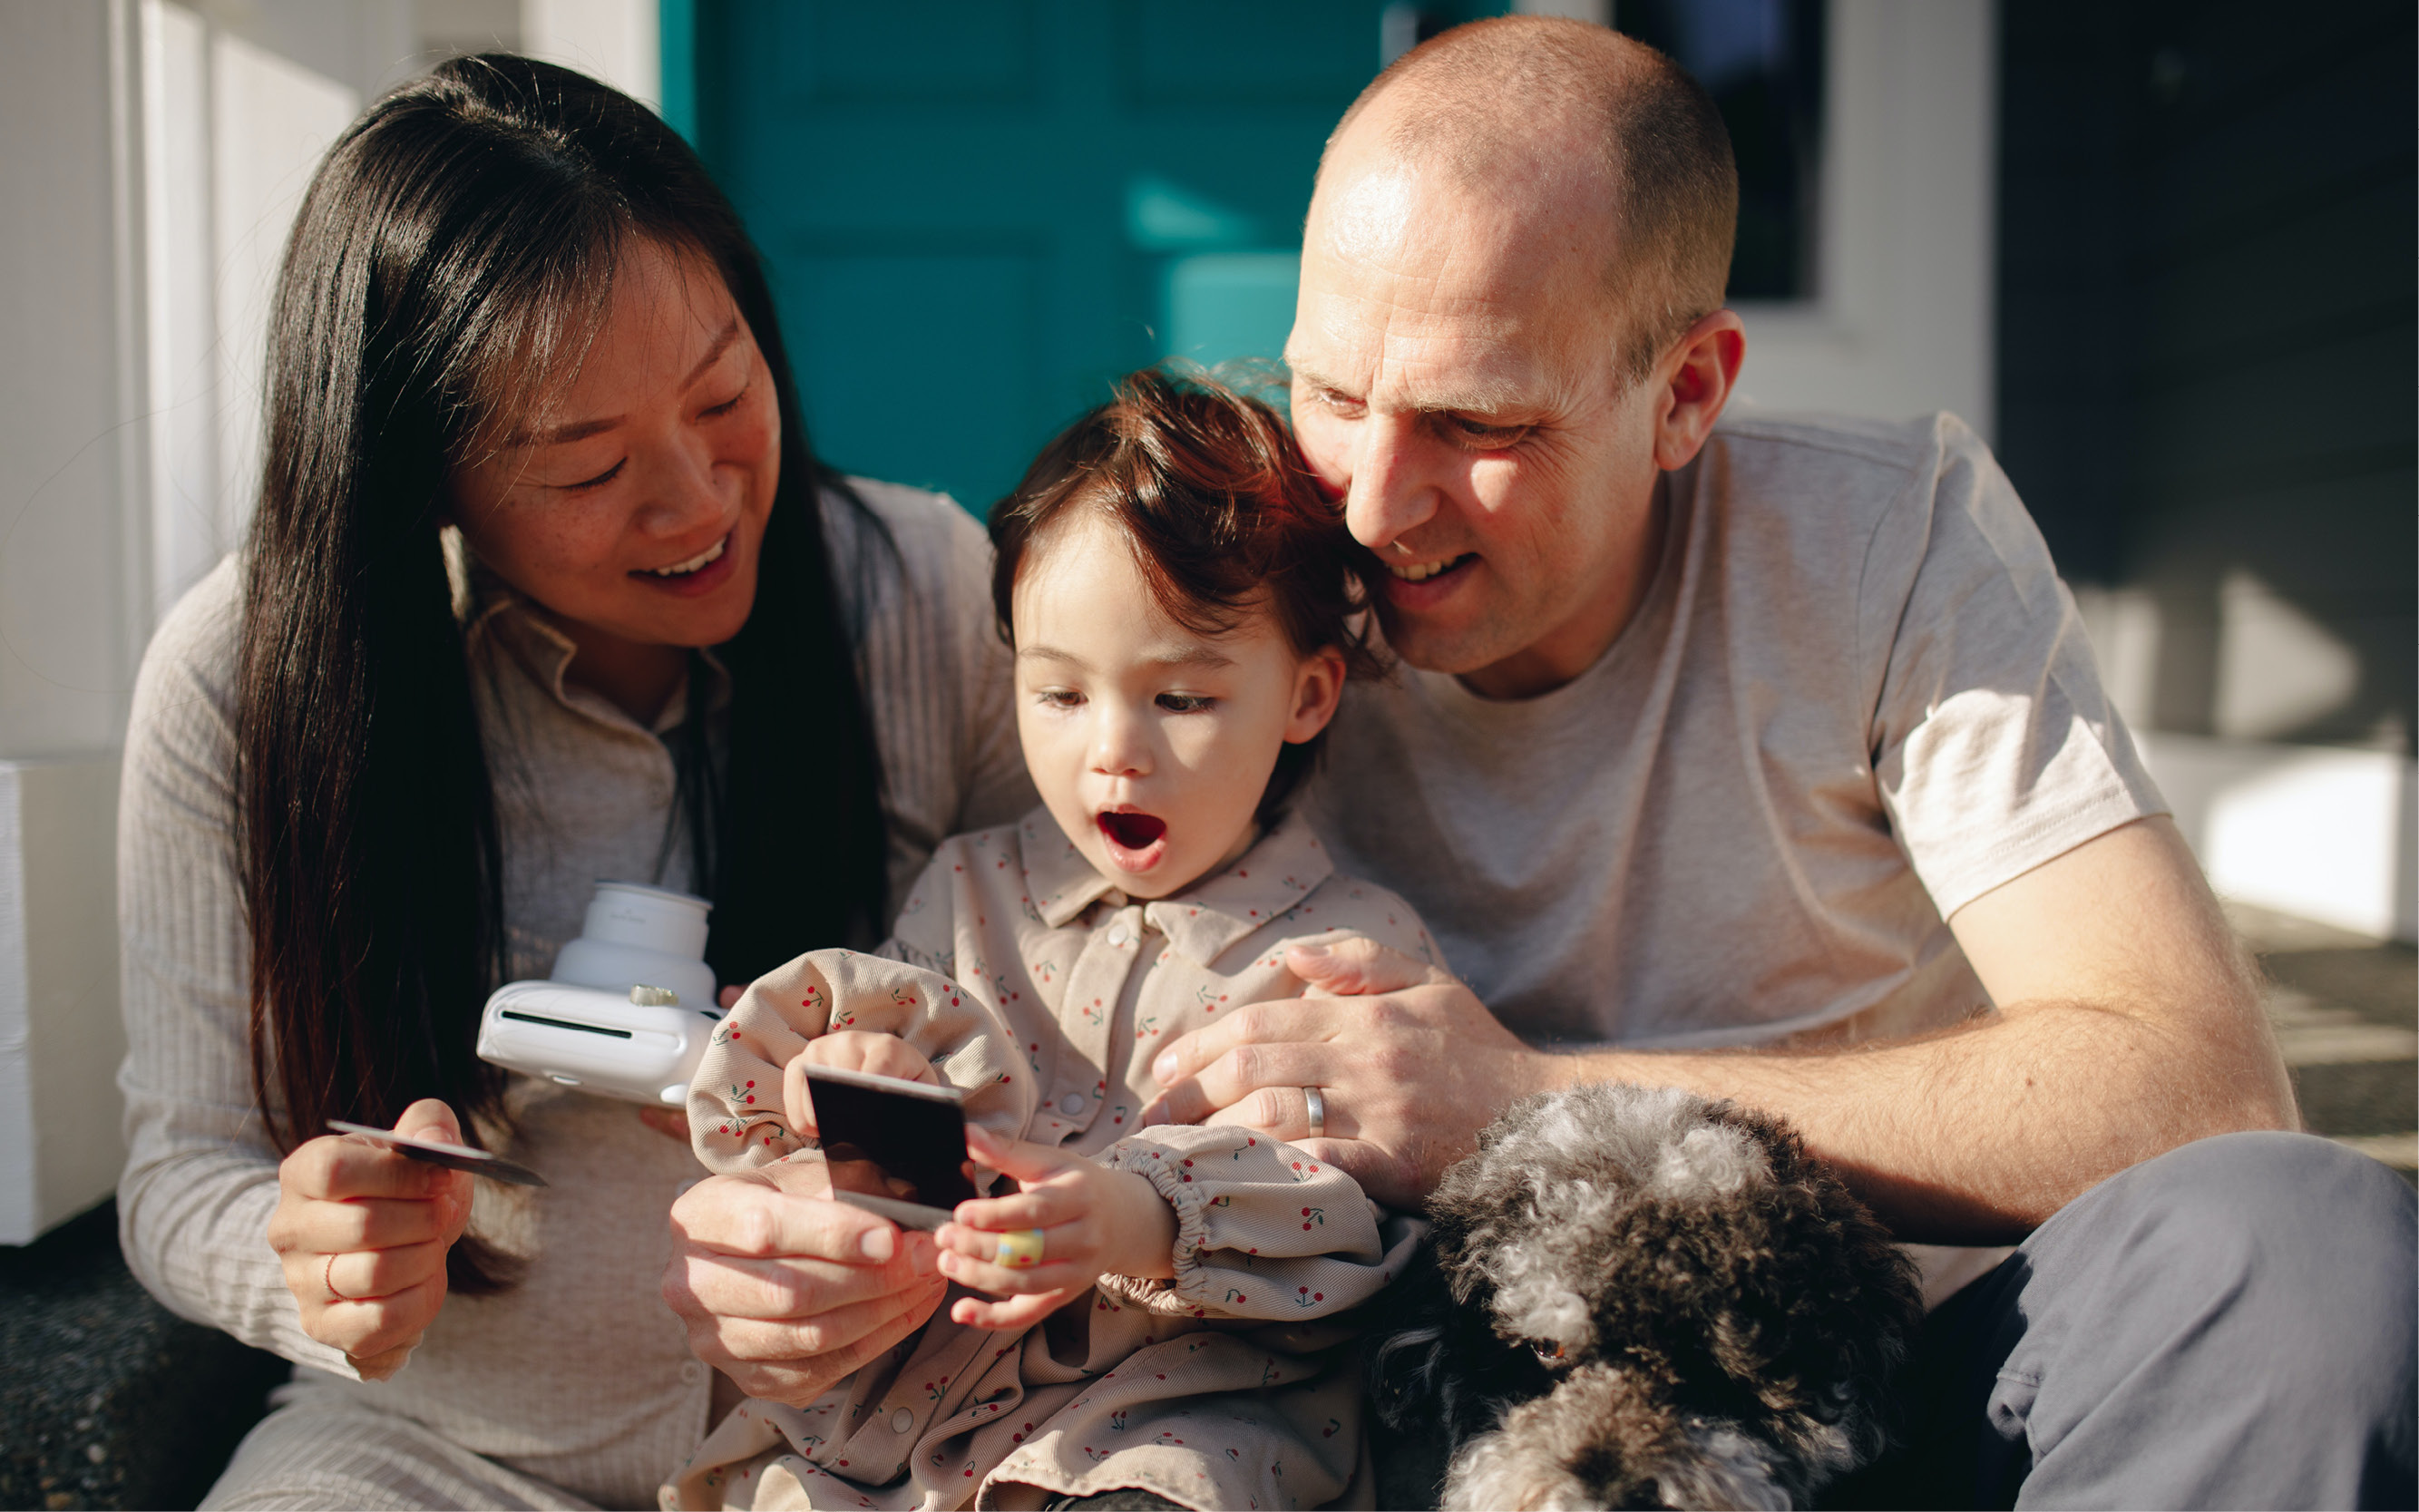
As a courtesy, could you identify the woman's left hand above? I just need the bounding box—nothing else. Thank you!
[932,1126,1176,1331]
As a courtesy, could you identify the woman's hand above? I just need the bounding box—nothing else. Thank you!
[265,1098,475,1380]
[662,1160,949,1408]
[932,1126,1177,1332]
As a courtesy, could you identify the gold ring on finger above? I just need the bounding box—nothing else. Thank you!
[994,1228,1046,1268]
[326,1253,359,1303]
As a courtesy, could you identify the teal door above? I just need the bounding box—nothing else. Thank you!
[693,2,1494,515]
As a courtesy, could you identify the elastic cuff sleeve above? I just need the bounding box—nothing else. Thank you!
[1093,1125,1394,1320]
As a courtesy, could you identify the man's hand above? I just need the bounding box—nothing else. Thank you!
[662,1159,949,1408]
[1139,940,1558,1206]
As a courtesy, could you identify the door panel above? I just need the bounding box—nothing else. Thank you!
[781,246,1049,513]
[697,0,1485,513]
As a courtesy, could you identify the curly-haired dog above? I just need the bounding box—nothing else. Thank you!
[1370,1083,1924,1510]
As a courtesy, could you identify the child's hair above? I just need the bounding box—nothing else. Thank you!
[990,366,1387,824]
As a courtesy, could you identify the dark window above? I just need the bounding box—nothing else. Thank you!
[1616,0,1825,301]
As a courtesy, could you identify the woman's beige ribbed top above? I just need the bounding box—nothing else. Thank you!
[114,482,1036,1509]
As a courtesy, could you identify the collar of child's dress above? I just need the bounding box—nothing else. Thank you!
[1016,805,1338,964]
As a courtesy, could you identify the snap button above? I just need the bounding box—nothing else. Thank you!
[1107,924,1132,947]
[890,1407,915,1433]
[1059,1093,1085,1116]
[678,1361,704,1384]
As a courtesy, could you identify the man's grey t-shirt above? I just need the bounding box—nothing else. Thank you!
[1306,411,2166,1049]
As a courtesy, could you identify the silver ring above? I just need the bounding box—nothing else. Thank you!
[1302,1086,1326,1140]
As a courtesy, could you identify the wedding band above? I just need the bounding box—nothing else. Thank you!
[326,1253,356,1303]
[995,1228,1046,1269]
[1303,1086,1326,1140]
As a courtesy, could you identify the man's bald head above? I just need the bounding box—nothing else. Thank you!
[1320,16,1737,384]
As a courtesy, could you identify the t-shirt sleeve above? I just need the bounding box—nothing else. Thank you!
[1864,416,2168,919]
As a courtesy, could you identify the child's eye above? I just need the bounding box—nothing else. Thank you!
[700,384,748,418]
[1035,688,1083,709]
[1156,693,1214,714]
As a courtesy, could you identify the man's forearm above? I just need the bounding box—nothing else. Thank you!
[1546,994,2296,1244]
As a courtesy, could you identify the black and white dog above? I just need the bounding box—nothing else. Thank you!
[1370,1083,1924,1510]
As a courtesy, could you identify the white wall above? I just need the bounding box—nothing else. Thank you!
[0,761,128,1243]
[1,3,148,764]
[2079,583,2418,944]
[1731,0,1997,438]
[182,0,418,105]
[141,3,361,623]
[0,0,356,1242]
[0,5,149,1240]
[521,0,658,108]
[2137,734,2417,945]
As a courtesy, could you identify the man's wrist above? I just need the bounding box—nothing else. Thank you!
[1521,1043,1638,1101]
[1520,1043,1584,1097]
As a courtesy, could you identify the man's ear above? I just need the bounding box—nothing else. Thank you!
[1283,646,1349,744]
[1651,308,1746,472]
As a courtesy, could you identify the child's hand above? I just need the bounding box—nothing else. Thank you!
[933,1125,1178,1331]
[783,1031,939,1140]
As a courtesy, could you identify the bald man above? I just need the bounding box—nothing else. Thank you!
[1139,17,2415,1507]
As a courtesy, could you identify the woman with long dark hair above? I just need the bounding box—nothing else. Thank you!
[117,57,1029,1507]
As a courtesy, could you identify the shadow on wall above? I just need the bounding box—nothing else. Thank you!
[1998,0,2416,762]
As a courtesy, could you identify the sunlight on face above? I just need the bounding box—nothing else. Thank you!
[447,239,779,665]
[1284,127,1665,697]
[1010,510,1344,900]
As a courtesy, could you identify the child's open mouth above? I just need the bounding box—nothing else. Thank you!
[1097,810,1169,870]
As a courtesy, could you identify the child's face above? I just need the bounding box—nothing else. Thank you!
[1011,509,1345,899]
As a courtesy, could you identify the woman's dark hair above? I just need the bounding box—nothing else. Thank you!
[988,366,1385,823]
[236,55,889,1291]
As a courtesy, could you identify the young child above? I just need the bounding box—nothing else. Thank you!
[668,369,1447,1512]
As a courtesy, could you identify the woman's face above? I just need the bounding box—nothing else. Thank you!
[449,239,779,659]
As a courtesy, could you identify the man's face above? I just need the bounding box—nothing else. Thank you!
[1285,143,1666,696]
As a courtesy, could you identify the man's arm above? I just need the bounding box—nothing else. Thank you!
[1140,815,2297,1243]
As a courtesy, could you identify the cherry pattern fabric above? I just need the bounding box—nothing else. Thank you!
[672,808,1439,1510]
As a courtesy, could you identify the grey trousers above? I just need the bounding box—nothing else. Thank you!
[1833,1132,2418,1510]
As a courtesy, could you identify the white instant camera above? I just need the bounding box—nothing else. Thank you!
[475,882,722,1106]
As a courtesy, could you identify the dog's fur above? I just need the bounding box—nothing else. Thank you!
[1369,1084,1924,1510]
